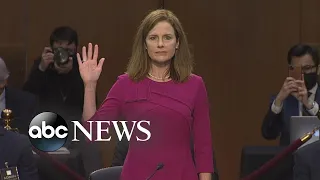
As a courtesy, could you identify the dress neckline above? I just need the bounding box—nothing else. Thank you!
[145,77,173,84]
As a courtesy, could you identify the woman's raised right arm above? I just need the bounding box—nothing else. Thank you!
[83,83,98,121]
[77,43,105,121]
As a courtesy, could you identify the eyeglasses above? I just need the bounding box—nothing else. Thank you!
[288,65,317,73]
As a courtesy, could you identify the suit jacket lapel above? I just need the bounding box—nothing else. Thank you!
[4,87,19,117]
[5,87,13,110]
[315,87,320,105]
[0,128,6,167]
[0,127,4,136]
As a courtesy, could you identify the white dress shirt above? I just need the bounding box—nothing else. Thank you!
[271,83,319,115]
[0,88,5,113]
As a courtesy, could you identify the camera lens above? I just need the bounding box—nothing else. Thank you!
[53,48,69,66]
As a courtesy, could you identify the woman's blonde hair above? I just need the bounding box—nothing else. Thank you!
[126,9,193,83]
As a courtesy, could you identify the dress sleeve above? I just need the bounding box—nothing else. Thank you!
[192,77,214,173]
[83,75,126,141]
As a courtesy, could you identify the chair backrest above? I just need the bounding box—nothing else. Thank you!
[240,146,293,180]
[89,166,122,180]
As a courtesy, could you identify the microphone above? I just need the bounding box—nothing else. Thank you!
[146,163,164,180]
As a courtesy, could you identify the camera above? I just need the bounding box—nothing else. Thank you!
[53,47,72,67]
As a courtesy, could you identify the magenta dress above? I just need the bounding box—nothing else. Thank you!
[88,73,213,180]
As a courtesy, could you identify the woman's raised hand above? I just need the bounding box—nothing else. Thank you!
[77,43,105,86]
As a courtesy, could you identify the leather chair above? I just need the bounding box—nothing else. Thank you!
[89,166,122,180]
[240,146,293,180]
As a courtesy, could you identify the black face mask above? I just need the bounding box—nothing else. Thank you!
[304,72,318,90]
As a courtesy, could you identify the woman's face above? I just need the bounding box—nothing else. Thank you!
[145,21,179,64]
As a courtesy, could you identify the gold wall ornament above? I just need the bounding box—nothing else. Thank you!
[1,109,19,132]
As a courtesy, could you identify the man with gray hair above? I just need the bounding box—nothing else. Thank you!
[0,57,10,112]
[0,58,39,180]
[0,57,38,135]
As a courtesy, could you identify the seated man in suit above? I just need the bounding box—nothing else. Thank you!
[0,57,38,135]
[0,126,39,180]
[293,140,320,180]
[111,138,220,180]
[262,44,320,145]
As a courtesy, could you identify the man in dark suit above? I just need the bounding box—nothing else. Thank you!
[0,127,39,180]
[5,87,38,135]
[0,57,38,135]
[262,44,320,145]
[111,139,220,180]
[293,140,320,180]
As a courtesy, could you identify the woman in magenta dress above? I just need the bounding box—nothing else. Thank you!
[77,9,213,180]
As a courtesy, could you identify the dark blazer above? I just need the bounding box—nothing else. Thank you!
[293,140,320,180]
[261,88,320,145]
[0,127,39,180]
[111,139,219,180]
[5,87,38,135]
[22,58,84,114]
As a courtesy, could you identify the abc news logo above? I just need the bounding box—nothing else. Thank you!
[28,112,151,152]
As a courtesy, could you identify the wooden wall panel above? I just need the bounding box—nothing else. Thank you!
[300,0,320,43]
[0,0,27,88]
[164,1,300,180]
[0,0,26,44]
[3,0,319,179]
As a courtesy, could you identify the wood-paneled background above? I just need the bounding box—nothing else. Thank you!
[2,0,320,179]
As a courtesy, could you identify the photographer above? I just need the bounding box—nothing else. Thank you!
[23,26,84,123]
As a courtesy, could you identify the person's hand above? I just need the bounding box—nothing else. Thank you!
[77,43,105,86]
[295,74,312,109]
[54,57,73,74]
[39,47,54,71]
[275,77,298,106]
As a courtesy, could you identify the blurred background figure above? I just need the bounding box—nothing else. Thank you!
[262,44,320,145]
[23,26,84,121]
[293,140,320,180]
[23,26,85,146]
[0,57,37,135]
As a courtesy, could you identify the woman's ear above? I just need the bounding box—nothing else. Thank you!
[176,39,180,49]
